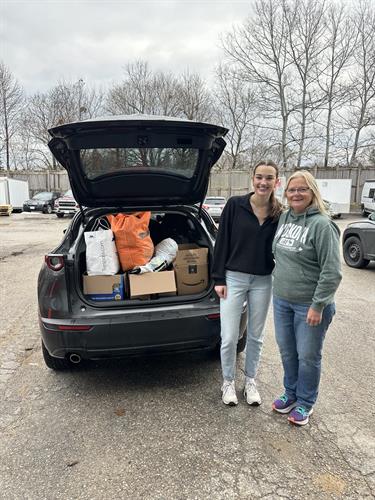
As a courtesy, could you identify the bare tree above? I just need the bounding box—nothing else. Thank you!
[0,62,24,170]
[318,3,356,168]
[107,61,212,121]
[283,0,327,168]
[27,80,104,169]
[107,61,182,116]
[213,64,264,169]
[346,0,375,167]
[177,72,213,121]
[222,0,294,170]
[107,61,154,115]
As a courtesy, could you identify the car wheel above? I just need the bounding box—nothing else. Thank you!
[46,204,53,214]
[56,213,64,218]
[42,341,70,370]
[237,331,247,353]
[361,208,368,217]
[343,236,370,268]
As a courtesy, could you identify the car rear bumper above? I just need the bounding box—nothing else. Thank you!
[39,314,225,360]
[23,206,44,212]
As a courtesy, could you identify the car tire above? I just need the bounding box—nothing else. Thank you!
[237,331,247,353]
[361,208,368,217]
[46,204,53,214]
[56,213,64,218]
[42,341,70,370]
[343,236,370,268]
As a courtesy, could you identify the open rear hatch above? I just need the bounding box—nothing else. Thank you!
[48,115,228,209]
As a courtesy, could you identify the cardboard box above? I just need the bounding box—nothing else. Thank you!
[128,270,176,299]
[173,244,208,295]
[83,274,124,301]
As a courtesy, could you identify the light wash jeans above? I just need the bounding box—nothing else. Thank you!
[273,296,336,410]
[220,270,272,381]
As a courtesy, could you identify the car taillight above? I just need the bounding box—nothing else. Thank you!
[57,325,92,331]
[45,254,65,271]
[206,313,220,320]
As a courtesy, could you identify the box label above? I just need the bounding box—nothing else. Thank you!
[83,274,124,301]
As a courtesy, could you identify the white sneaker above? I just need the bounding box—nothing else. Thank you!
[221,380,238,406]
[243,377,261,406]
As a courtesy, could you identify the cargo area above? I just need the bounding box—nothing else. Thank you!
[75,209,214,304]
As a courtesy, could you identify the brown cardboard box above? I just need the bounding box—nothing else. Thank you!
[128,270,176,299]
[83,274,124,301]
[173,244,208,295]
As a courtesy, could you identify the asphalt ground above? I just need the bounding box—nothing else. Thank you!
[0,212,374,500]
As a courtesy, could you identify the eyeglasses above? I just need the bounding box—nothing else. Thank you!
[286,187,310,194]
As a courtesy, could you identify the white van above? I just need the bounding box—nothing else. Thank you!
[361,179,375,216]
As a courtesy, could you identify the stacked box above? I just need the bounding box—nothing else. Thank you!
[173,244,208,295]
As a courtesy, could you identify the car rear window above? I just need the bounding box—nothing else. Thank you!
[33,192,52,200]
[80,147,199,180]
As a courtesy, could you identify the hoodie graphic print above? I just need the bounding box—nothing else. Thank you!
[272,207,342,312]
[275,220,309,252]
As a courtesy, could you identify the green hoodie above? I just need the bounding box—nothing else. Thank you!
[272,206,342,312]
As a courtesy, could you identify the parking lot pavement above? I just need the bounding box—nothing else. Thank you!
[0,213,374,499]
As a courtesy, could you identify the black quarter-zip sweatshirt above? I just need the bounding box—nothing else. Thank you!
[212,193,280,285]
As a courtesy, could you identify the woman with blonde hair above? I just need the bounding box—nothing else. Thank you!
[271,170,342,426]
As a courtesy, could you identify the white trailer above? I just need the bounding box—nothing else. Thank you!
[0,177,30,215]
[316,179,352,215]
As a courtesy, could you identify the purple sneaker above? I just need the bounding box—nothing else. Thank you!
[272,394,297,414]
[288,406,314,426]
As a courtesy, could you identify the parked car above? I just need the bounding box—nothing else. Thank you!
[23,191,60,214]
[38,115,247,370]
[54,189,80,218]
[360,179,375,216]
[324,199,341,219]
[203,196,227,222]
[342,212,375,268]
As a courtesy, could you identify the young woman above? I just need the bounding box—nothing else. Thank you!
[213,161,283,406]
[272,170,342,426]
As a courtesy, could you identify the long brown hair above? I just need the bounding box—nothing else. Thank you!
[253,160,283,221]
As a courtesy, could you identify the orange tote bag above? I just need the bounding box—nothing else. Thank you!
[107,212,154,271]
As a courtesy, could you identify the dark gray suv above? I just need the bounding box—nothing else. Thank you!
[38,115,247,370]
[342,212,375,268]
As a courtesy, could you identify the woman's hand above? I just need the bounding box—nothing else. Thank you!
[215,285,227,299]
[306,307,322,326]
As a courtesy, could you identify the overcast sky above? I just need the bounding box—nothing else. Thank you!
[1,0,252,95]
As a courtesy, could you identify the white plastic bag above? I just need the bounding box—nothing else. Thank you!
[85,227,120,276]
[129,238,178,274]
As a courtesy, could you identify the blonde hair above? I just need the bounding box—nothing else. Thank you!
[284,170,328,215]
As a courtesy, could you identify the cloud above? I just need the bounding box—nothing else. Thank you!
[1,0,250,94]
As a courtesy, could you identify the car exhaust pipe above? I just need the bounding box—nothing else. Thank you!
[69,353,82,364]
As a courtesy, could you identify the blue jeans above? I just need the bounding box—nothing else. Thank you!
[273,296,336,410]
[220,270,272,381]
